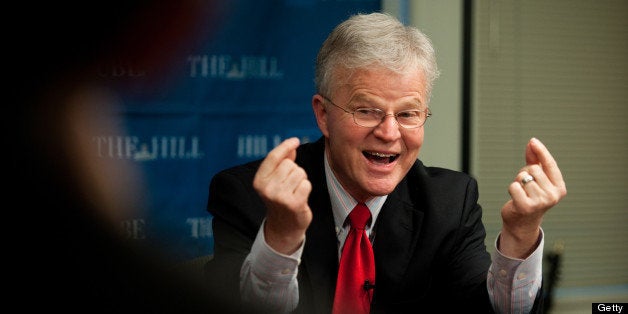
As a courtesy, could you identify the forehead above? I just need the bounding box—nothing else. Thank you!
[332,66,427,104]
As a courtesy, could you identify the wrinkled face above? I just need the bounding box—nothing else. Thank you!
[312,66,428,202]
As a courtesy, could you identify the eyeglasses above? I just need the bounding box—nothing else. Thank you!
[321,96,431,129]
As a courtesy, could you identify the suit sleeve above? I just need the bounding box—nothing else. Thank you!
[440,176,496,311]
[444,176,544,313]
[202,164,264,312]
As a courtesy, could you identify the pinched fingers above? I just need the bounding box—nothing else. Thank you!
[509,164,565,215]
[510,138,567,210]
[526,138,566,192]
[260,159,311,204]
[256,137,300,180]
[252,137,312,231]
[253,138,312,210]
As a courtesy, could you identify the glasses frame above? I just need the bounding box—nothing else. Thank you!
[321,95,431,129]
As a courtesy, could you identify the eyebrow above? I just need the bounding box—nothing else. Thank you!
[350,94,424,109]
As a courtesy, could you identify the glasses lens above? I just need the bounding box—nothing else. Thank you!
[352,107,429,128]
[397,111,423,128]
[353,108,383,127]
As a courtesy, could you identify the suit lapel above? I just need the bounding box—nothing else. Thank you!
[297,138,339,312]
[372,172,425,299]
[302,192,338,312]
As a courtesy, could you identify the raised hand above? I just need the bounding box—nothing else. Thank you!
[253,137,313,254]
[499,137,567,258]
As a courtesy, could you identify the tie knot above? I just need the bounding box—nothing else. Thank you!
[349,203,371,229]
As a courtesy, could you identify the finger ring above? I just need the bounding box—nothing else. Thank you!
[521,174,535,185]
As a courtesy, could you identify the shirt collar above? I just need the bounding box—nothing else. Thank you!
[323,152,386,231]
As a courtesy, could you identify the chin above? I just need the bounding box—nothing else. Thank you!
[363,181,398,198]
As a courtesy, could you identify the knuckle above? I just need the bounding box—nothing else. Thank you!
[550,192,562,205]
[265,150,281,164]
[279,158,296,169]
[294,167,307,180]
[528,164,542,174]
[298,180,312,195]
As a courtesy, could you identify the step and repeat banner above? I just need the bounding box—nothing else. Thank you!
[99,0,381,262]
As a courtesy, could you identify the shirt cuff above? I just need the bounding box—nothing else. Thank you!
[488,228,544,313]
[241,220,303,312]
[248,219,304,282]
[492,228,544,287]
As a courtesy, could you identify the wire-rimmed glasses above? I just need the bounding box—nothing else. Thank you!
[321,96,431,129]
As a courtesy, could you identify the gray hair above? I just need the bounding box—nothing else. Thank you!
[315,12,440,101]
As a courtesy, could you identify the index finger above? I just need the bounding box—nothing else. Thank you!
[526,137,563,184]
[256,137,300,179]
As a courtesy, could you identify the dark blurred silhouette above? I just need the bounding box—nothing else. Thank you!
[12,2,235,312]
[543,241,565,313]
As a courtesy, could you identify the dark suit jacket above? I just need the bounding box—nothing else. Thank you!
[204,137,542,313]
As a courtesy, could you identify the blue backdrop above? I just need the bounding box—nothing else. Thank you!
[100,0,381,262]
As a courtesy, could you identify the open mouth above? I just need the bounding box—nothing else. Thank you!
[363,151,399,164]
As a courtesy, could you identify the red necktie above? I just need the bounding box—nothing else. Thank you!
[332,203,375,314]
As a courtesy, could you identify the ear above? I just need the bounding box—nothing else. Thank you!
[312,94,330,137]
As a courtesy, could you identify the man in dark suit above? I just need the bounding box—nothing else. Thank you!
[204,12,566,313]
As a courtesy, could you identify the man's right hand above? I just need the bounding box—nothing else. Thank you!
[253,137,313,255]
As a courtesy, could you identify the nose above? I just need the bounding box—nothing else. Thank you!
[372,114,401,141]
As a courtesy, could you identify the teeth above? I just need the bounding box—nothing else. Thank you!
[369,152,396,158]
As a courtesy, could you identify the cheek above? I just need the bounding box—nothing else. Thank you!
[405,129,424,154]
[329,117,363,142]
